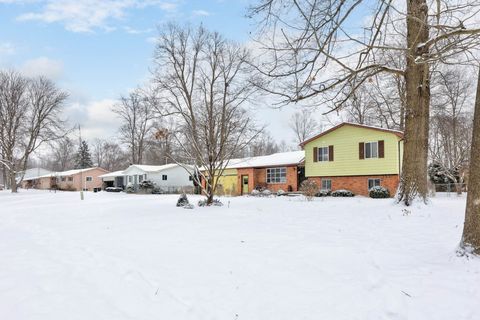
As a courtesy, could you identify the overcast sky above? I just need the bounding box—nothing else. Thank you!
[0,0,328,147]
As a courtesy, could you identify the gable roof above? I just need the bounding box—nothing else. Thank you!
[224,151,305,169]
[123,163,193,174]
[98,170,125,179]
[23,167,108,181]
[299,122,404,147]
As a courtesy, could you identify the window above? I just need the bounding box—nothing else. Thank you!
[321,179,332,191]
[86,176,93,182]
[162,175,168,181]
[68,177,73,182]
[365,142,378,159]
[266,167,287,184]
[138,174,144,183]
[128,176,132,183]
[317,147,329,162]
[189,176,193,181]
[368,178,381,190]
[61,177,66,182]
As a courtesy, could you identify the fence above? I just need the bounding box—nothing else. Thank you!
[431,183,467,196]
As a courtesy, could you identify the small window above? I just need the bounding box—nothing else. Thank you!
[61,177,66,182]
[368,178,381,190]
[86,176,93,182]
[68,177,73,182]
[317,147,329,162]
[266,167,286,183]
[162,175,168,181]
[128,176,132,183]
[321,179,332,191]
[365,142,378,159]
[189,176,193,181]
[139,174,144,183]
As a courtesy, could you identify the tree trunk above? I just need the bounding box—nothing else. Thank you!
[9,170,17,193]
[460,68,480,255]
[397,0,430,205]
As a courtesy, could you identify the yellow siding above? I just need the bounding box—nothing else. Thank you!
[203,168,238,195]
[304,125,403,177]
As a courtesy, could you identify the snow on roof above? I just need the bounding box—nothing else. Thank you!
[23,167,105,181]
[124,163,193,173]
[224,151,305,169]
[98,170,125,178]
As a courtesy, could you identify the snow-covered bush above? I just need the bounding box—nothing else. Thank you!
[300,180,319,201]
[152,187,163,194]
[125,183,135,193]
[277,189,285,196]
[315,190,331,197]
[251,189,260,196]
[331,189,355,197]
[176,193,190,207]
[139,180,154,189]
[198,199,223,207]
[369,186,390,198]
[262,189,272,196]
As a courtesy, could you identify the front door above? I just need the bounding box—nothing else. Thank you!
[242,175,249,194]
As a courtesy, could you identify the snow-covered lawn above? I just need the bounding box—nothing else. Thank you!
[0,190,478,320]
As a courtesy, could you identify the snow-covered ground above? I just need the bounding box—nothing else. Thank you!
[0,190,478,320]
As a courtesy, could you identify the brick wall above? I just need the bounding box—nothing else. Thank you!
[308,174,399,197]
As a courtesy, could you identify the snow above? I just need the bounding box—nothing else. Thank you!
[0,190,478,319]
[23,167,103,181]
[124,163,192,173]
[98,170,125,179]
[225,151,305,169]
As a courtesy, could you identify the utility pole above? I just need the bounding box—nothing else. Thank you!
[78,125,84,201]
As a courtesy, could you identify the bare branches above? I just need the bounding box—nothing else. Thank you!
[152,24,262,204]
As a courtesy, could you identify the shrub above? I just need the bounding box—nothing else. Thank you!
[369,186,390,198]
[176,193,190,207]
[251,189,260,196]
[300,180,319,201]
[139,180,155,189]
[262,189,272,196]
[198,198,223,207]
[331,189,355,197]
[125,183,135,193]
[277,189,285,196]
[152,186,163,194]
[315,190,331,197]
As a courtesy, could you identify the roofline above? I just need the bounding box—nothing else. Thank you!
[231,161,305,170]
[299,122,404,147]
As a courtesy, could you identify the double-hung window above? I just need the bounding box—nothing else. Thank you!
[321,179,332,191]
[365,142,379,159]
[266,167,286,183]
[85,176,93,182]
[368,178,381,190]
[162,175,168,181]
[317,147,329,162]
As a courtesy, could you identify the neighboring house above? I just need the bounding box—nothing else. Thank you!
[300,122,404,197]
[99,170,126,189]
[121,164,194,193]
[202,151,306,195]
[22,167,109,191]
[17,168,52,185]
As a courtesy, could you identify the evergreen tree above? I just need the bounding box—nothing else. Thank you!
[75,140,93,169]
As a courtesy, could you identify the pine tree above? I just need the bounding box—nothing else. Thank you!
[75,140,93,169]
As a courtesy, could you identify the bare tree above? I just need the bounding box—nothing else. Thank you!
[91,138,129,171]
[52,136,75,171]
[429,67,475,193]
[113,89,156,164]
[153,24,262,204]
[250,0,480,205]
[460,67,480,256]
[289,109,319,146]
[0,71,68,192]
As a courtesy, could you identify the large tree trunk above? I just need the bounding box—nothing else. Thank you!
[9,170,17,193]
[460,68,480,255]
[397,0,430,205]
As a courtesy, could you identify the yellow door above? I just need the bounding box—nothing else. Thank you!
[242,175,249,194]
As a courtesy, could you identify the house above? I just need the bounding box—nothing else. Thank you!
[300,122,404,196]
[17,168,53,186]
[22,167,109,191]
[202,151,306,195]
[119,164,194,193]
[98,170,126,189]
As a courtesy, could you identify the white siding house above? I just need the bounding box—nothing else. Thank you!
[105,164,194,193]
